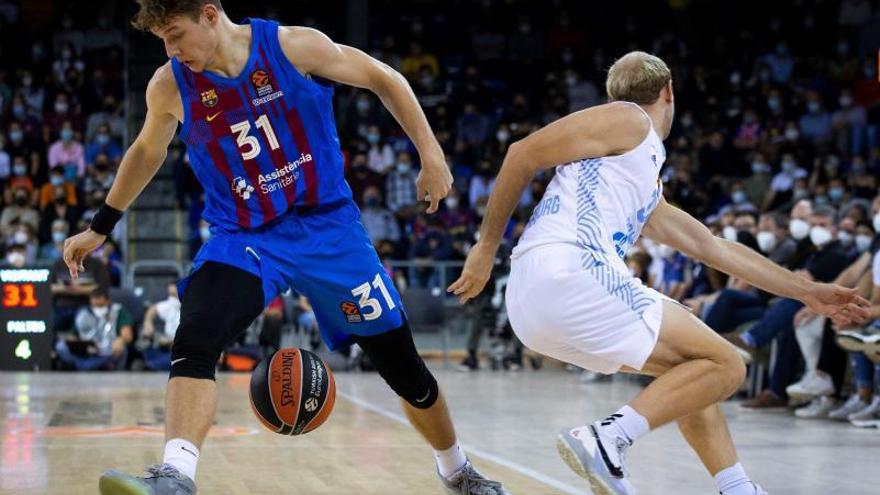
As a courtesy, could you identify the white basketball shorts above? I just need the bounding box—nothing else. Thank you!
[506,243,663,374]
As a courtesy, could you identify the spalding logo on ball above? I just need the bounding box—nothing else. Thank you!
[249,348,336,435]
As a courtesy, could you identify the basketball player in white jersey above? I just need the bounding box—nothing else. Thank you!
[448,51,870,495]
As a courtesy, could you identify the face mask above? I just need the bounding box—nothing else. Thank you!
[366,133,380,144]
[356,100,370,112]
[722,226,738,242]
[420,75,434,87]
[5,252,25,266]
[55,102,69,114]
[767,97,781,111]
[784,128,799,141]
[12,105,25,118]
[364,196,379,208]
[809,226,833,247]
[793,188,808,200]
[22,77,32,87]
[96,133,110,146]
[476,206,487,217]
[855,234,873,253]
[756,231,777,253]
[13,231,29,244]
[873,212,880,234]
[13,164,26,176]
[837,231,853,246]
[751,162,767,174]
[445,197,459,209]
[829,187,844,201]
[14,195,27,206]
[60,129,74,141]
[731,191,747,204]
[839,96,853,107]
[781,160,796,173]
[657,244,675,258]
[50,176,64,186]
[814,195,829,206]
[496,130,510,142]
[852,163,866,174]
[199,226,211,241]
[92,306,109,318]
[807,101,820,113]
[52,231,67,244]
[681,115,693,127]
[396,162,410,173]
[9,130,23,143]
[790,218,810,240]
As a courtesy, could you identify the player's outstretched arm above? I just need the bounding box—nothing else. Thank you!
[448,102,649,303]
[643,197,871,326]
[279,27,450,212]
[63,64,179,280]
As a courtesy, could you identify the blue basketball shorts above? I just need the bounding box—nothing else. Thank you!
[179,200,404,350]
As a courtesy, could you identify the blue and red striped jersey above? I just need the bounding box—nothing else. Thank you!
[170,18,352,230]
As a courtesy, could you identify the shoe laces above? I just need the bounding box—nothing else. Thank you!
[455,464,505,495]
[145,464,180,479]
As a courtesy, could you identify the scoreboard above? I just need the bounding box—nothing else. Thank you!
[0,268,53,370]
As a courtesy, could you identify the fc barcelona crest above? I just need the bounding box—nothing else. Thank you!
[200,88,218,108]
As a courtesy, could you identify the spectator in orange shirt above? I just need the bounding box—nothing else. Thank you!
[38,167,78,209]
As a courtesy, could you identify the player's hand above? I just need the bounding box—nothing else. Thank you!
[447,241,496,304]
[800,282,871,328]
[63,229,106,281]
[416,154,453,214]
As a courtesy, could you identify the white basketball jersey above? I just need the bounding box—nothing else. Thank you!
[512,104,667,275]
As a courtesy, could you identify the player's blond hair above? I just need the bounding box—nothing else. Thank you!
[606,51,671,105]
[131,0,223,31]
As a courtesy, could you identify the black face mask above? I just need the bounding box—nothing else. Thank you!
[14,196,28,206]
[54,197,67,206]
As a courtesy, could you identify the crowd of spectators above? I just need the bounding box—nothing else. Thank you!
[1,0,879,426]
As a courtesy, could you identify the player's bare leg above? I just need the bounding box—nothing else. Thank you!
[401,390,457,450]
[558,301,767,495]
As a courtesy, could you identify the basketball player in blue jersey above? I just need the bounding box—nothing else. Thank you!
[450,52,870,495]
[63,2,509,494]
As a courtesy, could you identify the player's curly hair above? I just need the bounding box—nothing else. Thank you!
[606,51,671,105]
[131,0,224,31]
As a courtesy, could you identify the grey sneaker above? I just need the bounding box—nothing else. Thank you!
[439,460,509,495]
[556,424,638,495]
[99,463,196,495]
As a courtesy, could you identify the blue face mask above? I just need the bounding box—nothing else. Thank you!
[366,133,380,144]
[50,176,64,186]
[829,187,844,201]
[732,191,747,204]
[96,133,110,145]
[60,128,74,141]
[12,105,25,118]
[9,130,23,143]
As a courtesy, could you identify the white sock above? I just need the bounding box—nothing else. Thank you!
[599,405,650,445]
[434,442,467,478]
[163,438,200,481]
[715,463,754,494]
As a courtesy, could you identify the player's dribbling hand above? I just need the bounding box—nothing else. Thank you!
[447,241,495,304]
[415,155,453,214]
[63,229,107,281]
[801,282,872,328]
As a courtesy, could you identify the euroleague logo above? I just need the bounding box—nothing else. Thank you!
[340,301,364,323]
[250,68,284,106]
[232,176,254,200]
[304,396,319,412]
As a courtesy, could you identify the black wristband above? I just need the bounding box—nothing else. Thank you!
[89,203,124,236]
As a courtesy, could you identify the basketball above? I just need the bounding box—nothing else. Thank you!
[249,348,336,435]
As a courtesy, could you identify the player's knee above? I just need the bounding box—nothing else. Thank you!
[715,348,747,397]
[169,316,226,381]
[377,354,439,409]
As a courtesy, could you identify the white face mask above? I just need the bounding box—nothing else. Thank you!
[657,244,675,259]
[874,213,880,234]
[722,226,738,242]
[13,231,29,245]
[5,252,25,266]
[855,234,872,253]
[756,231,777,253]
[837,231,853,246]
[789,218,810,240]
[809,226,833,248]
[92,306,109,318]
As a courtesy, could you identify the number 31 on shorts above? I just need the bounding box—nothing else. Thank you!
[350,273,396,321]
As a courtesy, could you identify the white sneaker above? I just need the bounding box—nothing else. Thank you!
[848,396,880,422]
[785,371,834,399]
[828,395,869,421]
[794,396,837,419]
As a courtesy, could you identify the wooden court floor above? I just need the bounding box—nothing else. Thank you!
[1,368,876,494]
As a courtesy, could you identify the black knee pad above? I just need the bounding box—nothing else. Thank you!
[169,316,226,380]
[169,262,265,381]
[354,322,439,409]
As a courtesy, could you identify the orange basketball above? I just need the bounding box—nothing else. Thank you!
[249,348,336,435]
